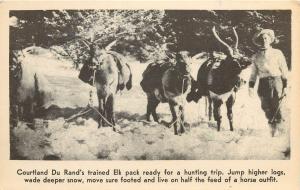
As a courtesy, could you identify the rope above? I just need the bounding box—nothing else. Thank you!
[63,105,115,128]
[64,67,114,128]
[85,68,115,128]
[63,69,96,124]
[181,77,191,131]
[92,69,96,86]
[168,109,183,128]
[90,106,115,127]
[87,69,97,106]
[64,108,92,123]
[181,77,187,105]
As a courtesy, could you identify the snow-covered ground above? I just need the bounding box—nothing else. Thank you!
[12,48,290,160]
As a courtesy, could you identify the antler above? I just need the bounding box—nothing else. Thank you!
[232,27,238,49]
[95,30,133,48]
[212,26,233,56]
[104,40,117,51]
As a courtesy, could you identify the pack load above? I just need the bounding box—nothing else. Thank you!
[140,61,173,93]
[78,60,95,86]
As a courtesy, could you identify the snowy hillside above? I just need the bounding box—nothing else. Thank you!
[11,48,290,160]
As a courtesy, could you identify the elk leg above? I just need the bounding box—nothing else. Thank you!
[208,97,213,121]
[169,102,178,135]
[213,99,222,131]
[146,94,152,122]
[151,98,160,123]
[106,95,116,131]
[102,97,107,126]
[146,94,160,122]
[226,94,235,131]
[179,105,185,134]
[97,96,104,128]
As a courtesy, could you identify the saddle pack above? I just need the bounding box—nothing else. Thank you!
[140,61,174,93]
[78,60,94,86]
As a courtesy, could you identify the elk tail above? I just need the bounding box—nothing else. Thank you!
[126,63,132,90]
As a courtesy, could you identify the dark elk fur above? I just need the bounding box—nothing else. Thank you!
[187,26,251,131]
[79,39,132,131]
[141,52,192,135]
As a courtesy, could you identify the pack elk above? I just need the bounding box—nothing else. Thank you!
[140,51,192,135]
[186,26,252,131]
[80,39,132,131]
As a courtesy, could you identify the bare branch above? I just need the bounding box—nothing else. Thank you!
[80,39,91,49]
[94,31,133,44]
[93,38,103,44]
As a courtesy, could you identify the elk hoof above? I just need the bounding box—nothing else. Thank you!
[186,91,201,103]
[117,83,125,91]
[180,128,185,134]
[186,93,193,102]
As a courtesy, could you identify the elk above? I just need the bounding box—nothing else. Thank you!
[186,26,251,131]
[79,39,132,131]
[140,51,192,135]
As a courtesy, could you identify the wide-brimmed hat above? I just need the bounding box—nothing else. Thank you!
[252,29,276,47]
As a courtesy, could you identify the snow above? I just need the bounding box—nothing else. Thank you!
[12,47,290,160]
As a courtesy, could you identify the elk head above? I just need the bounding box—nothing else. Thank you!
[212,26,251,71]
[175,51,193,76]
[80,38,117,66]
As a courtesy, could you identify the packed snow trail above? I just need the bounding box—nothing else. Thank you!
[12,48,290,160]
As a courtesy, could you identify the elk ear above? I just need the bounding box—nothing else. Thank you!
[191,52,206,60]
[105,40,117,51]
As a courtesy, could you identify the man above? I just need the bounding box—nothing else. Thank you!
[249,29,288,136]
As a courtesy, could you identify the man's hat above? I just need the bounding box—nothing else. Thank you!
[252,29,276,47]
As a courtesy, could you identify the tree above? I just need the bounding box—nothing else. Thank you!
[164,10,291,68]
[10,10,291,68]
[10,10,167,65]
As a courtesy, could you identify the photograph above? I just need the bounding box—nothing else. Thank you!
[9,9,291,160]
